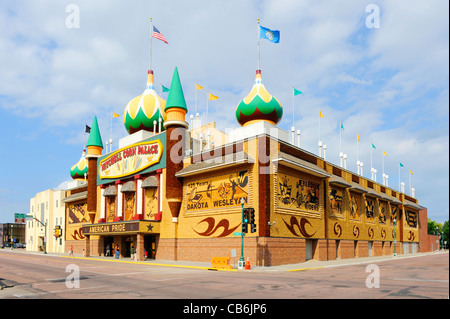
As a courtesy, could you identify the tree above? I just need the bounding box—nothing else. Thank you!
[428,219,441,234]
[443,221,449,249]
[428,218,449,250]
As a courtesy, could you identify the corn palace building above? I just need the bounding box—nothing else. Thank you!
[63,59,425,266]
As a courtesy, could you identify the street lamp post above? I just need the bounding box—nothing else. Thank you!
[393,218,397,258]
[239,198,245,269]
[436,226,439,253]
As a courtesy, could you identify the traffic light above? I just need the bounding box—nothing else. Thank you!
[54,226,62,238]
[249,208,257,233]
[242,208,249,233]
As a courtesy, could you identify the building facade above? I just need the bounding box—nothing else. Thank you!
[27,188,66,253]
[0,223,25,247]
[62,61,426,266]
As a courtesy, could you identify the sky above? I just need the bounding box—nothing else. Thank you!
[0,0,448,224]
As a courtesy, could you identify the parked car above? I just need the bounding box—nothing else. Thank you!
[16,243,26,249]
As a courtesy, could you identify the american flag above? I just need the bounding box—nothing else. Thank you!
[152,26,168,44]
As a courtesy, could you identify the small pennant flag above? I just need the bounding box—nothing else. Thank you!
[293,88,303,96]
[400,162,404,167]
[196,83,204,90]
[208,93,219,101]
[357,133,360,143]
[152,26,168,44]
[162,85,169,92]
[372,143,376,149]
[410,170,413,175]
[85,125,91,133]
[319,110,324,118]
[340,123,344,131]
[383,150,388,156]
[112,112,120,118]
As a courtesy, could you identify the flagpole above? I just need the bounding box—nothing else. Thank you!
[356,134,359,163]
[409,171,412,195]
[292,86,294,128]
[370,143,373,180]
[149,18,153,71]
[110,111,113,153]
[83,122,86,148]
[257,18,261,70]
[195,83,197,117]
[398,162,401,191]
[206,91,209,132]
[318,111,321,142]
[382,152,384,185]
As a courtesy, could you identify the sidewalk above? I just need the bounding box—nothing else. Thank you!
[1,248,447,272]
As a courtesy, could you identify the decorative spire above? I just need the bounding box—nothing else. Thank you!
[86,115,103,155]
[165,66,187,112]
[236,70,283,126]
[86,116,103,148]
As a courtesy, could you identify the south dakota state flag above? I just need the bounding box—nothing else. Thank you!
[260,25,280,43]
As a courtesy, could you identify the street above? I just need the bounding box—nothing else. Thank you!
[0,250,448,300]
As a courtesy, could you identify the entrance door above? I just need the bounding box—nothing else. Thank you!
[403,242,410,254]
[104,237,114,257]
[368,241,373,257]
[305,239,313,261]
[145,235,157,259]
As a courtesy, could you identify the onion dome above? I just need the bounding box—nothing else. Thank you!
[123,70,167,134]
[236,70,283,126]
[70,149,88,180]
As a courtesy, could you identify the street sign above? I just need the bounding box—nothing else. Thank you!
[14,213,26,224]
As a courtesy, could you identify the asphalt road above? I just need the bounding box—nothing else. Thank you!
[0,249,448,300]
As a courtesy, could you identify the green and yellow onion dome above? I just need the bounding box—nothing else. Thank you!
[236,70,283,126]
[70,149,88,180]
[123,70,167,134]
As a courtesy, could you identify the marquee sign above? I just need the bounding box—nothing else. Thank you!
[99,140,163,180]
[81,221,160,235]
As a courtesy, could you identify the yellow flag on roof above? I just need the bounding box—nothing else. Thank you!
[208,93,219,100]
[319,110,324,118]
[196,83,204,90]
[113,112,120,118]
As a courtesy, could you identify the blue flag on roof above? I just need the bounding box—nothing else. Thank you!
[260,25,280,43]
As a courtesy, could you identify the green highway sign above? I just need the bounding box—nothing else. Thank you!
[15,213,27,223]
